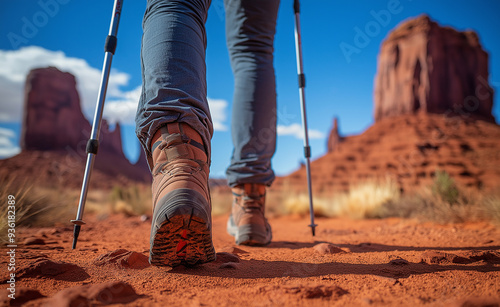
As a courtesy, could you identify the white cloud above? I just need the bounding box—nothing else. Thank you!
[103,86,142,125]
[0,46,133,124]
[277,123,325,140]
[0,127,20,158]
[0,46,230,130]
[208,97,228,131]
[0,127,15,138]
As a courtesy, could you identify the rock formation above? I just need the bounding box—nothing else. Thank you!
[21,67,130,158]
[374,15,494,122]
[100,120,127,158]
[1,66,151,188]
[275,113,500,195]
[21,67,91,150]
[275,15,500,195]
[327,117,343,152]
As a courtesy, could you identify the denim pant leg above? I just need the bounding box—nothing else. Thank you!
[224,0,280,187]
[135,0,213,167]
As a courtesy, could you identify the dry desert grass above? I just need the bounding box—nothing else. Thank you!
[0,179,78,243]
[277,171,500,225]
[2,171,499,235]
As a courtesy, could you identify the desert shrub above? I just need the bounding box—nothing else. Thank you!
[431,170,460,204]
[282,193,331,218]
[380,187,477,223]
[109,184,151,216]
[331,178,401,219]
[379,171,500,224]
[0,179,77,244]
[481,195,500,225]
[279,177,400,219]
[277,175,499,225]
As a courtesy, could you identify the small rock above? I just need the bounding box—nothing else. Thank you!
[140,214,150,222]
[420,251,447,264]
[23,238,46,245]
[94,249,150,269]
[120,251,150,269]
[342,247,352,253]
[420,251,471,264]
[94,249,129,265]
[17,259,89,281]
[461,250,500,264]
[389,258,409,265]
[219,262,240,269]
[215,252,240,264]
[304,286,331,299]
[313,243,346,255]
[450,255,473,264]
[0,287,45,306]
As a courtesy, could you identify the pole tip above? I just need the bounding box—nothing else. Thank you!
[309,223,318,236]
[72,224,81,249]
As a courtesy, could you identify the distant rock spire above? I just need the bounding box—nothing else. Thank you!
[327,117,343,152]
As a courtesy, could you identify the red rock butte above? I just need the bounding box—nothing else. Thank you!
[276,15,500,195]
[0,66,151,189]
[374,15,494,122]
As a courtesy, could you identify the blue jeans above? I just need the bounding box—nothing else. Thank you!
[136,0,280,187]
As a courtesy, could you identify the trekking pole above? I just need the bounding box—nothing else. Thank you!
[71,0,123,249]
[293,0,317,236]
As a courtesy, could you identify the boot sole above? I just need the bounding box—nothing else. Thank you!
[150,189,216,267]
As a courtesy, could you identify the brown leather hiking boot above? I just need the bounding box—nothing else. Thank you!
[149,123,215,267]
[227,183,272,246]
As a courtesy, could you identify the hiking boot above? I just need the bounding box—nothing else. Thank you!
[227,183,272,246]
[149,123,215,267]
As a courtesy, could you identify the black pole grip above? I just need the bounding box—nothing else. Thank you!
[304,145,311,158]
[294,0,300,13]
[86,139,99,155]
[298,73,306,88]
[105,35,117,54]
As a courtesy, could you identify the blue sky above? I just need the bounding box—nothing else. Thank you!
[1,0,499,178]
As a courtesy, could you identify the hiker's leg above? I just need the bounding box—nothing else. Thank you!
[136,0,213,167]
[136,0,215,267]
[224,0,280,187]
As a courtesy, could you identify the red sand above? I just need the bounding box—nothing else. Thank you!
[1,214,499,306]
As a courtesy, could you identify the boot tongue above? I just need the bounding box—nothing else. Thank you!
[244,183,266,198]
[240,184,266,211]
[151,123,208,166]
